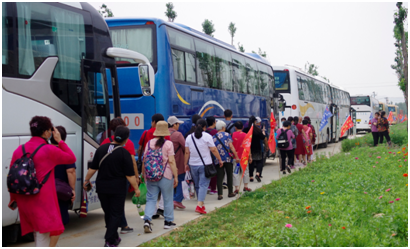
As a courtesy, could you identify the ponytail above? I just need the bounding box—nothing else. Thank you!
[155,137,165,148]
[194,119,207,139]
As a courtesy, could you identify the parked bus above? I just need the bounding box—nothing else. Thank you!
[2,2,154,242]
[350,95,379,132]
[105,17,278,145]
[379,102,388,113]
[273,65,351,147]
[388,104,398,124]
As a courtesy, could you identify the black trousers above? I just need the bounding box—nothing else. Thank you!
[280,150,293,171]
[288,149,295,166]
[372,132,379,146]
[249,159,263,178]
[379,131,391,144]
[98,192,126,244]
[217,162,233,195]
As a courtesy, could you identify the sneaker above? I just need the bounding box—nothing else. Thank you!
[202,205,206,211]
[286,166,291,173]
[152,214,160,219]
[120,226,134,234]
[234,189,239,194]
[223,182,228,189]
[209,190,218,195]
[250,178,254,182]
[218,195,223,200]
[104,242,117,247]
[156,208,164,217]
[260,175,263,178]
[114,238,121,246]
[228,193,236,198]
[164,221,176,229]
[282,171,286,175]
[195,205,207,214]
[143,220,153,233]
[255,175,261,182]
[243,187,252,192]
[173,201,186,209]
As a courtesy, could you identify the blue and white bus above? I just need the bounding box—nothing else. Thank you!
[2,3,153,242]
[272,65,351,147]
[105,17,278,145]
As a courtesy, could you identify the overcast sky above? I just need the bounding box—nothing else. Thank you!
[89,0,408,104]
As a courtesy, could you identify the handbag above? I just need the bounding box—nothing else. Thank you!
[55,178,73,201]
[137,131,147,174]
[191,134,217,178]
[132,176,147,205]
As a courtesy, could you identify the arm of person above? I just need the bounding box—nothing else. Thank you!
[131,156,139,184]
[210,147,223,167]
[229,142,240,162]
[66,167,76,202]
[126,175,140,197]
[184,147,190,172]
[50,128,76,165]
[168,155,178,188]
[83,169,97,190]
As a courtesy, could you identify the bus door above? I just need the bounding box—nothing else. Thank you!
[351,107,357,135]
[330,105,339,142]
[81,59,111,211]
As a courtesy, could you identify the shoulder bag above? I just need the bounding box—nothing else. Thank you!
[214,134,234,159]
[191,134,217,178]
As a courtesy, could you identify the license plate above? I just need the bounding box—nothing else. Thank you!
[357,119,361,122]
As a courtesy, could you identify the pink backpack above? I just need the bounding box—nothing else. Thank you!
[143,140,167,181]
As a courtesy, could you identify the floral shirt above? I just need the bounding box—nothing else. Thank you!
[213,132,233,163]
[377,117,389,132]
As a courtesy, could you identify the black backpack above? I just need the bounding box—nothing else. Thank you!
[7,144,50,195]
[277,129,290,149]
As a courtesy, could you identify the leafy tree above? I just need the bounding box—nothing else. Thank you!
[228,22,237,46]
[202,19,215,37]
[252,48,267,58]
[305,61,319,76]
[165,2,177,22]
[392,2,408,108]
[238,42,245,52]
[99,3,114,18]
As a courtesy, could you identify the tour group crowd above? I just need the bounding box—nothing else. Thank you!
[7,110,392,247]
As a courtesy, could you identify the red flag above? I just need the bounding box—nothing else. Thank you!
[240,125,253,178]
[268,112,276,153]
[340,116,354,137]
[387,111,393,123]
[404,115,408,122]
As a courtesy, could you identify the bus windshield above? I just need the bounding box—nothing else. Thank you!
[274,70,290,92]
[109,26,155,64]
[350,96,370,106]
[388,106,396,112]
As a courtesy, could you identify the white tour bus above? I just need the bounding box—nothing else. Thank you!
[2,2,154,243]
[350,95,379,133]
[273,65,351,147]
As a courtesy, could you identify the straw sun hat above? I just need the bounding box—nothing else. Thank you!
[153,121,171,136]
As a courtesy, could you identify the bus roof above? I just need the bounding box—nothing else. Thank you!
[105,17,271,66]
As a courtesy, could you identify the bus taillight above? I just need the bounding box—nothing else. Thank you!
[292,105,297,110]
[145,21,155,25]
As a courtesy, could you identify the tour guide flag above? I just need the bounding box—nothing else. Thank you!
[387,111,394,123]
[268,112,276,153]
[319,106,333,132]
[240,124,253,178]
[340,115,354,137]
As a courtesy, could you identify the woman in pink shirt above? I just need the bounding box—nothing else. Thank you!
[9,116,76,247]
[142,121,178,233]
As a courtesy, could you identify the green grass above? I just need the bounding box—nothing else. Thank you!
[142,142,408,246]
[342,121,408,152]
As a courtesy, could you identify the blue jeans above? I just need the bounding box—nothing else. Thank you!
[144,177,174,222]
[173,173,186,203]
[189,165,211,202]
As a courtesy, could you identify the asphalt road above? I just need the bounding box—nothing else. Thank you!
[8,139,346,247]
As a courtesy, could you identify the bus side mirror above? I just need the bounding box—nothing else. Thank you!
[139,65,151,96]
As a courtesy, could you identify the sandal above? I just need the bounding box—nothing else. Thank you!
[228,193,236,198]
[218,195,223,200]
[255,175,261,182]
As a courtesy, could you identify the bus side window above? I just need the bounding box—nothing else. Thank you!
[195,39,216,88]
[297,77,305,100]
[215,46,232,91]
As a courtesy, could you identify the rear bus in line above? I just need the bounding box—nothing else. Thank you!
[350,95,379,133]
[388,104,398,124]
[2,2,154,243]
[104,17,280,146]
[272,65,351,147]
